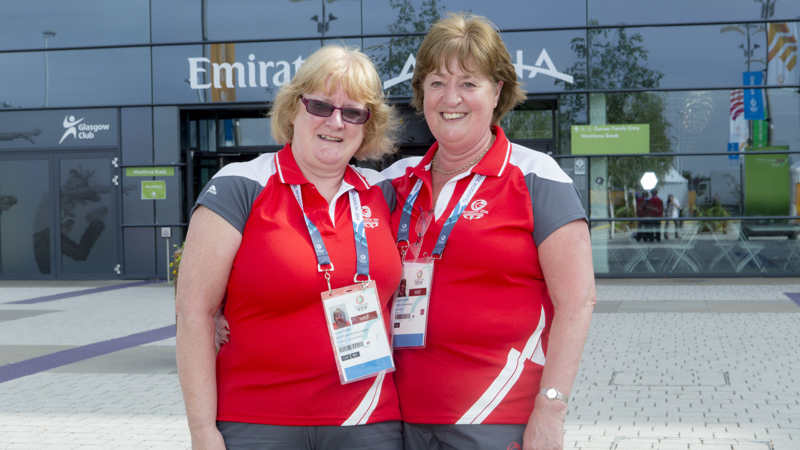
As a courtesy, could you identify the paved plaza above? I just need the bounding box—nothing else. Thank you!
[1,278,799,449]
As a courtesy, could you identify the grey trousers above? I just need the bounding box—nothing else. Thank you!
[217,420,403,450]
[402,422,525,450]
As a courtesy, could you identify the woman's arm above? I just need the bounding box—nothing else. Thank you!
[523,219,596,450]
[175,206,242,449]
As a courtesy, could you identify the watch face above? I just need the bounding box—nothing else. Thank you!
[546,388,557,399]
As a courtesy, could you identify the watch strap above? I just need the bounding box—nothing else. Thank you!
[539,387,568,404]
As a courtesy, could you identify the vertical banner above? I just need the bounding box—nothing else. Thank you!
[728,89,747,160]
[752,120,769,148]
[744,147,790,216]
[743,71,765,121]
[210,43,237,102]
[767,22,799,86]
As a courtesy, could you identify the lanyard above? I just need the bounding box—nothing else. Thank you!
[290,184,370,290]
[396,173,486,259]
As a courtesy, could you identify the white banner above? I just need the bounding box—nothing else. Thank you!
[767,22,799,86]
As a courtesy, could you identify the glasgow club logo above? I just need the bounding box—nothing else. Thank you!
[59,115,110,144]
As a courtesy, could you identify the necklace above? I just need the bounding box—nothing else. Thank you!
[431,135,496,176]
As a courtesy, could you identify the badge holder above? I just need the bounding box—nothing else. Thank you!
[321,275,394,385]
[392,259,433,349]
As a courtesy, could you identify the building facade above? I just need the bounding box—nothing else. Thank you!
[1,0,799,280]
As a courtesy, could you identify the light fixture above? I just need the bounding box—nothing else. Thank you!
[640,172,658,190]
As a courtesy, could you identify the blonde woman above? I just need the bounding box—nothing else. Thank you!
[176,45,403,449]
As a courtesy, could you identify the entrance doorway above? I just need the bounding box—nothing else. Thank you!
[0,151,118,279]
[179,97,558,214]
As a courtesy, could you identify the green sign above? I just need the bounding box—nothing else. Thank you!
[752,120,769,148]
[126,167,175,177]
[571,124,650,155]
[744,146,789,216]
[141,181,167,200]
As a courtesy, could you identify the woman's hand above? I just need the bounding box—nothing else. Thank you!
[214,307,230,349]
[523,400,567,450]
[190,423,227,449]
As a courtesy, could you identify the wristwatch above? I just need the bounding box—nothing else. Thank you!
[539,387,568,404]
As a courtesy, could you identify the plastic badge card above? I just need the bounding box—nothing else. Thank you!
[392,261,433,348]
[322,284,395,385]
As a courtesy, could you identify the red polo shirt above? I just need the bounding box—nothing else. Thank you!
[194,144,402,426]
[382,126,586,425]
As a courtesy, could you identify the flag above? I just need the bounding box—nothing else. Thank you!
[743,72,765,120]
[728,89,747,160]
[767,22,799,86]
[210,43,237,102]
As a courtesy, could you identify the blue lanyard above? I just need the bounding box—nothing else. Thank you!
[291,185,370,286]
[396,174,486,259]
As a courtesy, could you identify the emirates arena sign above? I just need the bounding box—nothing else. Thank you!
[187,47,573,95]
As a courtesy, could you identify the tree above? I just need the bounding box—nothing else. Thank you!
[365,0,445,98]
[500,110,553,140]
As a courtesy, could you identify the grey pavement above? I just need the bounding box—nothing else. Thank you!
[0,278,799,449]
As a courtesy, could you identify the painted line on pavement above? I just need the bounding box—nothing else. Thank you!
[5,280,162,305]
[0,325,176,384]
[785,292,800,307]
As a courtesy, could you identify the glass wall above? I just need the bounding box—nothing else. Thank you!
[0,48,151,108]
[0,1,149,51]
[1,0,798,278]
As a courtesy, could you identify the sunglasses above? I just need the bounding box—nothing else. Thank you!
[301,96,371,125]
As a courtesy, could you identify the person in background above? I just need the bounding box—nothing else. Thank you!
[665,194,682,239]
[647,188,663,242]
[176,44,403,450]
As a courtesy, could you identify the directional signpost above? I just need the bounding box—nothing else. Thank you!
[141,181,166,200]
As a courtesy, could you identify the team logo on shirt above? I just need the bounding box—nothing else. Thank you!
[361,205,380,228]
[463,199,489,220]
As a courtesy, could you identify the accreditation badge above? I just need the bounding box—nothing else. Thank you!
[321,283,395,385]
[392,261,433,349]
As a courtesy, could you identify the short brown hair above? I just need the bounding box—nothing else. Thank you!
[411,12,526,124]
[270,45,399,160]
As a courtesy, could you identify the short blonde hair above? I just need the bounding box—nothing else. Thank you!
[411,12,526,124]
[270,45,399,161]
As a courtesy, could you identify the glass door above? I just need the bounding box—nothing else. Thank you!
[56,152,118,278]
[0,155,55,279]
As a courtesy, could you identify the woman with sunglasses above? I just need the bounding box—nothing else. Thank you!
[176,45,403,449]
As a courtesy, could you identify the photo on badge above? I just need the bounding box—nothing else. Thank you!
[329,305,351,330]
[396,278,408,298]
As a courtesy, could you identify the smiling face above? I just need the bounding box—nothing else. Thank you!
[290,83,366,177]
[423,57,502,155]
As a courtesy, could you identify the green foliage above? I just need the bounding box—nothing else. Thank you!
[171,242,185,290]
[613,203,638,232]
[696,199,730,233]
[500,110,553,140]
[367,0,445,98]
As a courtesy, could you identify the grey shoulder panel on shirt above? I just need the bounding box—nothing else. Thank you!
[508,144,586,246]
[353,166,398,213]
[524,173,587,247]
[192,154,275,234]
